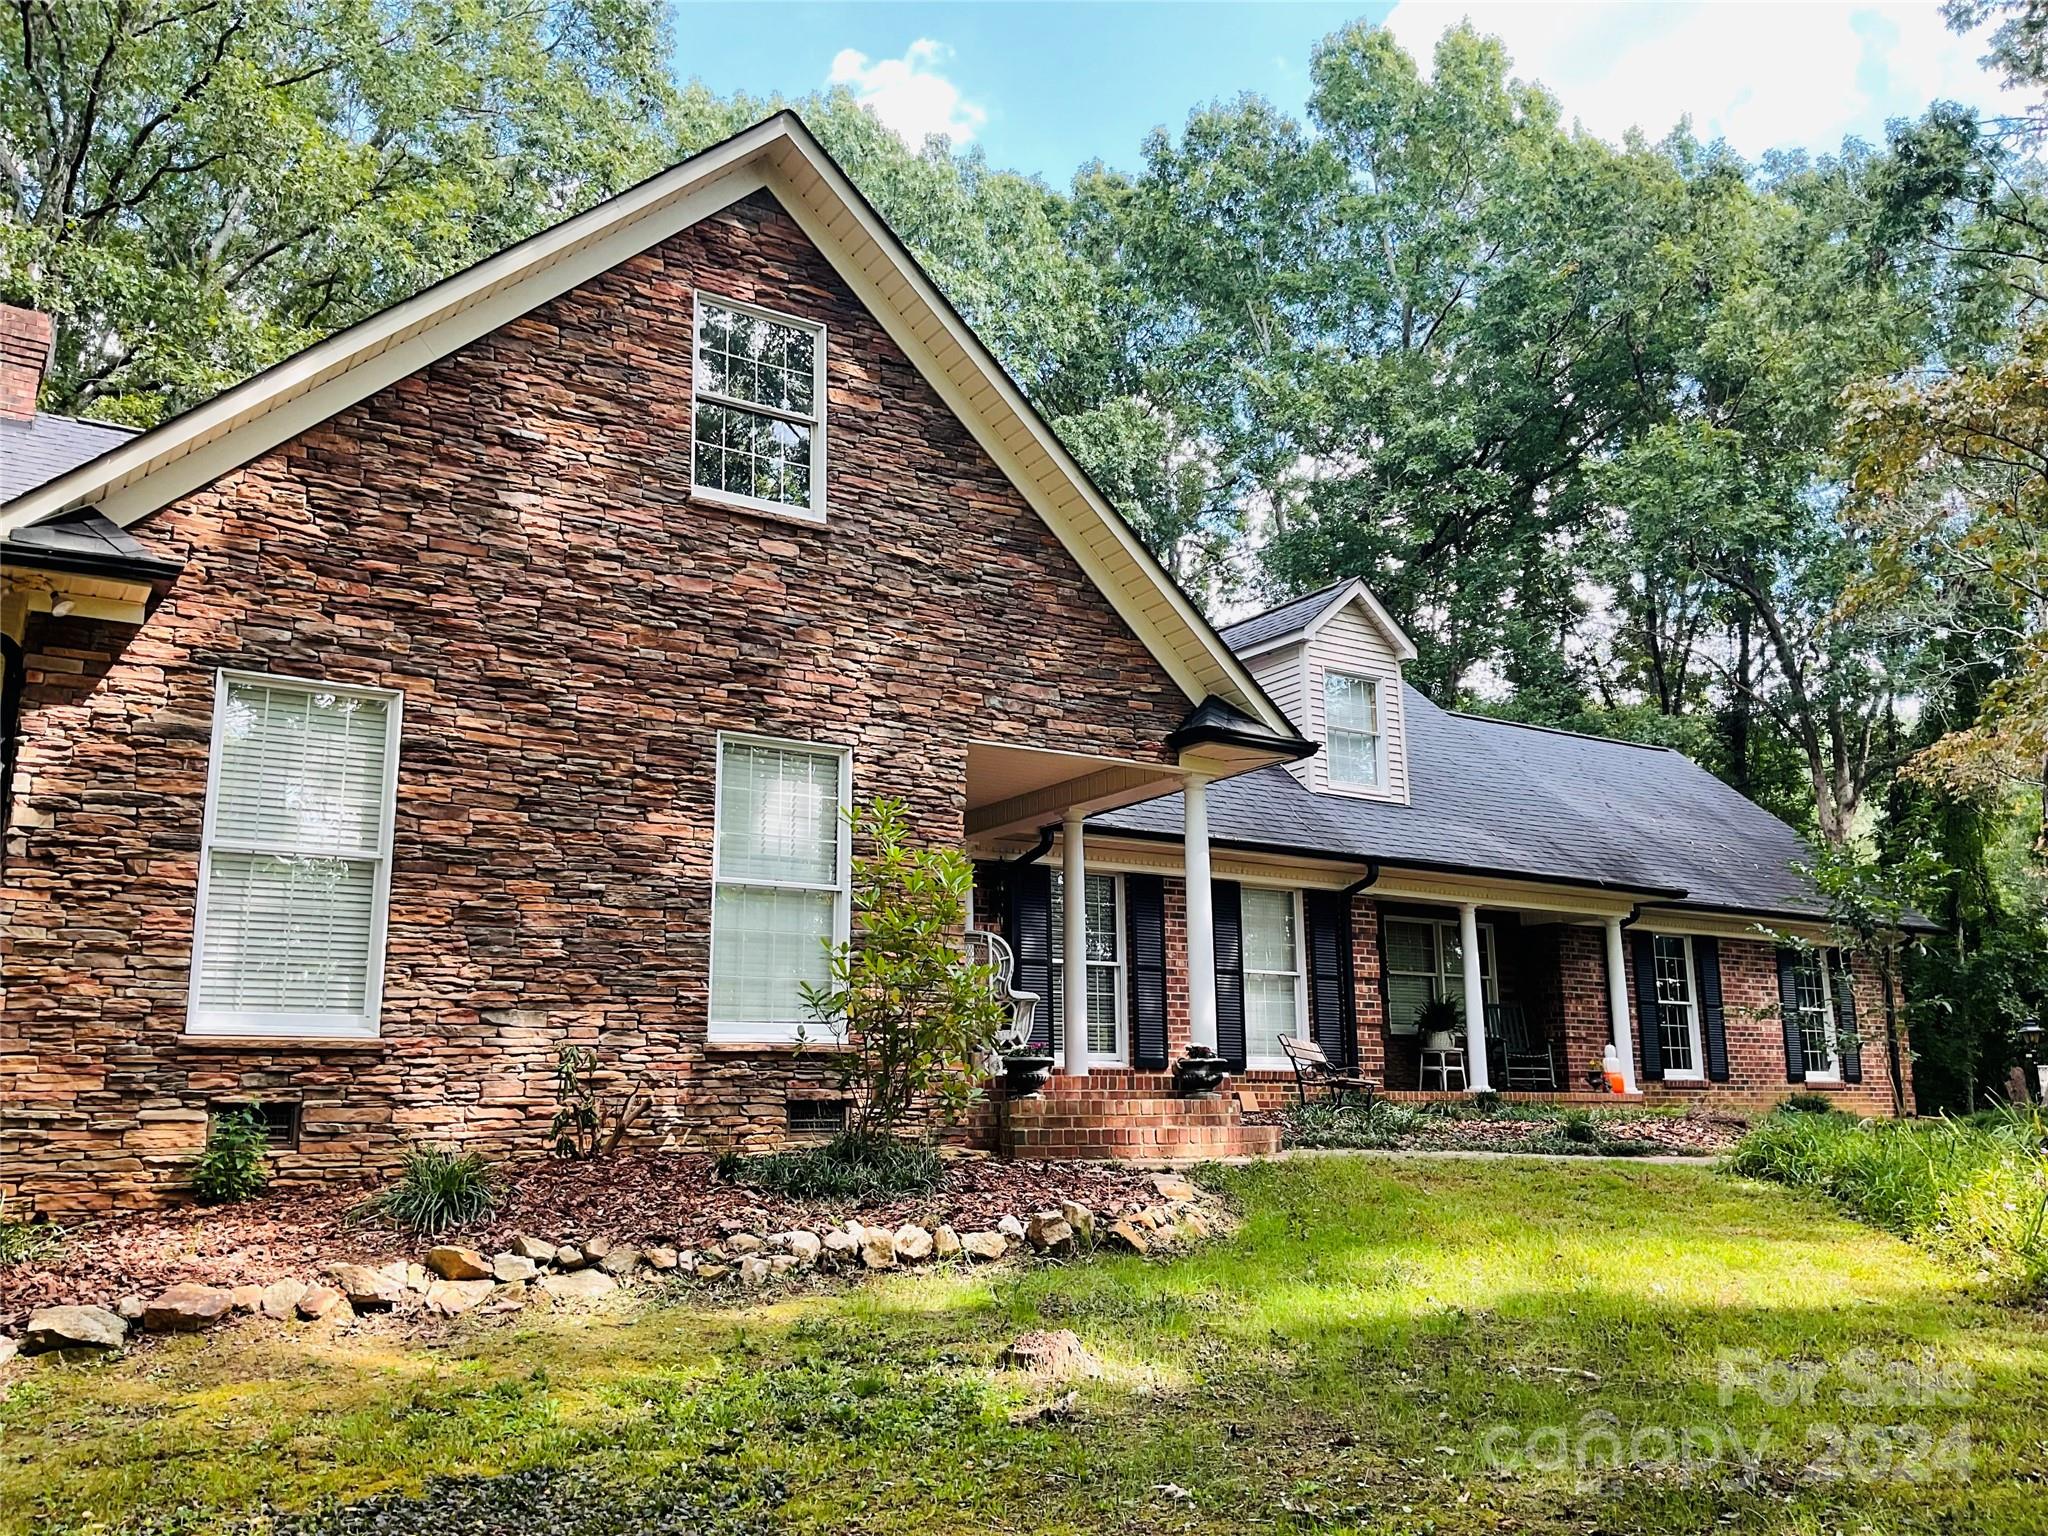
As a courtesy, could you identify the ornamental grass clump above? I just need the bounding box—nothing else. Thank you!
[354,1145,502,1235]
[0,1198,60,1267]
[715,1132,944,1200]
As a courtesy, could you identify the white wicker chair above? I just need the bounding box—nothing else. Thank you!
[966,929,1039,1054]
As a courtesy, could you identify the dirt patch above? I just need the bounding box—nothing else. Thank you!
[0,1152,1174,1326]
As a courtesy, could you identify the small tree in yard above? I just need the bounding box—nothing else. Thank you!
[801,798,1008,1140]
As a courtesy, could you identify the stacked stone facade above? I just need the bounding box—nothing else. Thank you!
[2,190,1192,1214]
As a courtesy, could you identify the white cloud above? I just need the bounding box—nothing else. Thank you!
[1380,2,2019,157]
[828,38,988,148]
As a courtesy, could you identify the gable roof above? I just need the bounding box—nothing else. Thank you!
[0,112,1297,744]
[1094,682,1876,922]
[1220,577,1418,662]
[0,413,136,502]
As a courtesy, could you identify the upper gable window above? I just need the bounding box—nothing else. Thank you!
[692,295,826,521]
[1323,671,1381,788]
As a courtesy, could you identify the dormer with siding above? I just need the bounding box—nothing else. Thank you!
[1220,579,1419,804]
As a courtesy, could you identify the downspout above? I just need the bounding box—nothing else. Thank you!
[1004,825,1056,868]
[1333,861,1380,1070]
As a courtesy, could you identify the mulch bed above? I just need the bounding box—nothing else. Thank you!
[0,1152,1165,1328]
[1253,1102,1749,1158]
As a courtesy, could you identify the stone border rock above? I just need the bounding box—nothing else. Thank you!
[6,1174,1216,1358]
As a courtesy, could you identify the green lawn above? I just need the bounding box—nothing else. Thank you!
[6,1156,2045,1535]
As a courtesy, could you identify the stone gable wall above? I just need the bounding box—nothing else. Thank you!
[3,189,1189,1213]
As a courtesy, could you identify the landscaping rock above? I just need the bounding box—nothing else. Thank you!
[1147,1172,1196,1201]
[426,1245,493,1282]
[822,1230,857,1266]
[860,1228,898,1270]
[403,1262,433,1294]
[296,1285,351,1322]
[553,1245,586,1270]
[1058,1199,1096,1251]
[646,1246,680,1271]
[509,1233,559,1263]
[492,1253,538,1284]
[115,1295,146,1321]
[893,1224,934,1263]
[231,1284,265,1313]
[1179,1210,1212,1239]
[1105,1219,1152,1255]
[997,1214,1027,1241]
[23,1305,127,1354]
[1026,1213,1076,1257]
[1002,1329,1101,1378]
[695,1262,730,1281]
[738,1256,772,1287]
[960,1230,1007,1263]
[769,1254,798,1274]
[597,1244,641,1277]
[583,1236,614,1262]
[726,1232,764,1255]
[259,1278,309,1320]
[426,1278,495,1315]
[786,1231,822,1265]
[331,1263,405,1309]
[0,1337,16,1369]
[538,1268,616,1302]
[143,1283,233,1333]
[933,1224,961,1260]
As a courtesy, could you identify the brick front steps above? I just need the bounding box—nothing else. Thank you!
[994,1072,1281,1161]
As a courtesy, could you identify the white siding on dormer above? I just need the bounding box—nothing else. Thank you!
[1246,642,1314,787]
[1303,604,1410,804]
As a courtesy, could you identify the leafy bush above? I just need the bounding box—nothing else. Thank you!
[190,1107,270,1204]
[1281,1098,1425,1150]
[354,1146,502,1234]
[1561,1109,1598,1144]
[0,1198,61,1267]
[1782,1091,1840,1115]
[548,1044,649,1159]
[715,1132,943,1201]
[1729,1106,2048,1298]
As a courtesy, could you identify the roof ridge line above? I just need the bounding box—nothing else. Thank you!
[1215,577,1352,633]
[1439,707,1681,753]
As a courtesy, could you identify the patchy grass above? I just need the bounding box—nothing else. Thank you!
[5,1157,2045,1535]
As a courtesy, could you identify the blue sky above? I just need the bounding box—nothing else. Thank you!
[670,2,2020,183]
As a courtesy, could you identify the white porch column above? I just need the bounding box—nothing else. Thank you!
[1458,901,1492,1093]
[1603,916,1640,1094]
[1062,812,1089,1077]
[1183,776,1218,1052]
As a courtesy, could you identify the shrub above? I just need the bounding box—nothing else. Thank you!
[0,1198,61,1267]
[715,1132,943,1201]
[1471,1089,1503,1113]
[1282,1098,1425,1150]
[190,1107,270,1205]
[1782,1091,1840,1115]
[1729,1106,2048,1298]
[548,1044,649,1159]
[802,798,1008,1137]
[355,1146,502,1234]
[1561,1109,1598,1144]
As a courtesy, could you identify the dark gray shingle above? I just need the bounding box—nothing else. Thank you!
[1216,582,1351,653]
[1,413,136,503]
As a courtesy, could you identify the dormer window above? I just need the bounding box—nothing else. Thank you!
[692,294,826,520]
[1323,671,1381,789]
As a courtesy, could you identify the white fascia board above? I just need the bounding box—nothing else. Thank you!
[1302,578,1420,663]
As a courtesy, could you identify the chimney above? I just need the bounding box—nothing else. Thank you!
[0,304,55,422]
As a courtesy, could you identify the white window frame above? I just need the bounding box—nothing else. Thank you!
[690,291,828,523]
[1651,933,1707,1081]
[1242,883,1310,1072]
[707,731,853,1043]
[1049,870,1127,1065]
[1792,951,1842,1082]
[185,670,403,1041]
[1382,915,1497,1036]
[1323,670,1383,790]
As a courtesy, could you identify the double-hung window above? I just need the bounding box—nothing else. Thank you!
[1383,915,1496,1034]
[1323,671,1382,789]
[709,736,850,1041]
[1790,952,1841,1080]
[1651,934,1705,1079]
[187,673,402,1039]
[691,294,826,519]
[1242,886,1306,1067]
[1049,871,1124,1062]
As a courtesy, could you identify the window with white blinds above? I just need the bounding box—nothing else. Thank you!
[186,674,402,1038]
[709,736,851,1040]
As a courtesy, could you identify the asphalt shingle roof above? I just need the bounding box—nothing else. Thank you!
[1216,582,1351,653]
[1095,683,1838,919]
[1,413,135,503]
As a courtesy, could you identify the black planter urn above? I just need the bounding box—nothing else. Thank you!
[1172,1053,1230,1097]
[1002,1053,1056,1097]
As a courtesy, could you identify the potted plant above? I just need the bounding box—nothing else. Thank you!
[1415,996,1463,1054]
[1001,1043,1056,1097]
[1172,1044,1230,1097]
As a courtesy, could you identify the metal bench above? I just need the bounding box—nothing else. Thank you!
[1278,1035,1380,1107]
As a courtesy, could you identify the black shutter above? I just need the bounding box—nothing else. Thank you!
[1213,880,1247,1073]
[1831,950,1862,1083]
[1776,948,1807,1082]
[1126,874,1169,1071]
[1696,936,1730,1083]
[1631,931,1664,1082]
[1305,890,1354,1067]
[1006,863,1053,1053]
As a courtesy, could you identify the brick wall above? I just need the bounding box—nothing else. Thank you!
[2,189,1192,1213]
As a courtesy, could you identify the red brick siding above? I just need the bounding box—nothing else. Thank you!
[2,189,1190,1213]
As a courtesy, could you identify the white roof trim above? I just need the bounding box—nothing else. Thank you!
[0,111,1296,739]
[1305,579,1419,662]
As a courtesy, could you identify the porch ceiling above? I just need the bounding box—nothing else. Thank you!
[963,743,1183,841]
